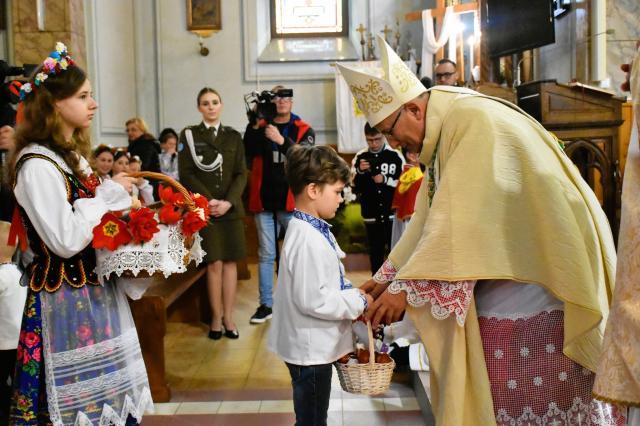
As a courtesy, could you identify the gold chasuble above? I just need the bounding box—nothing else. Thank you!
[593,46,640,407]
[389,86,617,425]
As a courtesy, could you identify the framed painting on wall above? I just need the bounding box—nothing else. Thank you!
[187,0,221,31]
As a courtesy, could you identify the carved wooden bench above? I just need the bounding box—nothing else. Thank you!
[128,266,207,402]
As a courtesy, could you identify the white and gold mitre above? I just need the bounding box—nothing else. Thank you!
[378,35,425,104]
[337,35,425,126]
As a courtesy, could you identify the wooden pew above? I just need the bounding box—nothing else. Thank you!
[128,266,207,402]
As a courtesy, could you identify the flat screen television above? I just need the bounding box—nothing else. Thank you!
[486,0,556,58]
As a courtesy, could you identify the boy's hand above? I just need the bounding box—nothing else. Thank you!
[372,174,384,184]
[360,279,390,300]
[359,159,370,172]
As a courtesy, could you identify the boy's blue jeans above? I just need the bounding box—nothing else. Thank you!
[286,362,333,426]
[254,211,293,307]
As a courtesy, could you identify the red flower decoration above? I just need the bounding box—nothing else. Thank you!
[158,203,182,225]
[159,184,185,206]
[82,173,99,195]
[182,209,208,237]
[192,193,211,221]
[128,207,159,244]
[23,331,39,348]
[92,213,132,250]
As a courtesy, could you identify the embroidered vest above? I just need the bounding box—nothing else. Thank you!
[15,153,100,293]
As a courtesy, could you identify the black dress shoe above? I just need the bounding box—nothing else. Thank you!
[208,329,222,340]
[224,328,239,339]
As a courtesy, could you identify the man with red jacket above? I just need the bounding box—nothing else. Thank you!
[244,86,315,324]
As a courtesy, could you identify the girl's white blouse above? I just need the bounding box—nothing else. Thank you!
[14,145,131,259]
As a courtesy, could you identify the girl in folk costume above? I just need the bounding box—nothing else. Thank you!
[8,43,152,425]
[178,88,247,340]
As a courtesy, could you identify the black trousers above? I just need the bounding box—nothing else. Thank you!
[365,219,393,274]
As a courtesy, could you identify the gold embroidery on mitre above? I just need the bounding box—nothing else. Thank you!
[391,62,414,93]
[349,79,393,113]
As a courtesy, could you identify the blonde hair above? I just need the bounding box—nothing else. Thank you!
[125,117,154,139]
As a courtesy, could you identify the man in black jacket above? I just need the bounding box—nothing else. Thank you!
[352,123,404,274]
[243,86,315,324]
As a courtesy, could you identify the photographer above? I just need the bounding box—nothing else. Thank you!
[244,85,315,324]
[351,122,403,274]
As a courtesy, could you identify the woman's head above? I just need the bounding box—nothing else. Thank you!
[112,149,130,175]
[11,42,96,181]
[93,144,114,176]
[197,88,222,125]
[159,127,178,154]
[125,117,151,141]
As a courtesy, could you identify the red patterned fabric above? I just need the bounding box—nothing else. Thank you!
[479,310,626,425]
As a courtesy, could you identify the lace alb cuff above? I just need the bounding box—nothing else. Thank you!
[373,259,397,284]
[388,279,476,327]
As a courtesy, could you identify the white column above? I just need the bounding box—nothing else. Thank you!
[591,0,607,82]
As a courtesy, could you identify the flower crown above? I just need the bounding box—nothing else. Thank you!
[19,42,76,101]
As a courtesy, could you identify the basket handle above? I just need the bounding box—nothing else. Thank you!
[127,171,196,211]
[366,321,376,366]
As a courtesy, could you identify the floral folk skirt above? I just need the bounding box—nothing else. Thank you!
[10,280,153,425]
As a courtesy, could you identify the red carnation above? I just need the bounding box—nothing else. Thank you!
[158,203,182,225]
[93,213,132,251]
[181,209,208,237]
[128,207,159,244]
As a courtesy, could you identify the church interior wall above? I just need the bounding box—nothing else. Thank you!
[86,0,427,149]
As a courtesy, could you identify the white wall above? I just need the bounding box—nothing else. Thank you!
[85,0,427,149]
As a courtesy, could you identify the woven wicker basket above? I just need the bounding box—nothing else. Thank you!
[334,321,395,395]
[95,171,205,281]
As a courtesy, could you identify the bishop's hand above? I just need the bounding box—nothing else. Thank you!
[365,288,407,328]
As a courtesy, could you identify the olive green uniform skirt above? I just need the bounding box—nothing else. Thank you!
[200,218,246,263]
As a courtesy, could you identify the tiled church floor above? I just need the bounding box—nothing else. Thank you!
[142,264,426,425]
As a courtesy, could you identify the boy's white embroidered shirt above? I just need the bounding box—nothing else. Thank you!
[268,216,365,365]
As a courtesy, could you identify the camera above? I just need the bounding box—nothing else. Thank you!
[359,152,381,175]
[244,88,293,127]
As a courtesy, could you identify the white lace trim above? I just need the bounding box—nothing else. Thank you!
[477,307,565,321]
[56,359,148,399]
[388,279,473,327]
[73,387,153,426]
[96,222,204,280]
[50,328,139,367]
[18,144,74,173]
[495,398,626,426]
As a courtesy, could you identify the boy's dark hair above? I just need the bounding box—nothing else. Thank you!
[420,76,433,89]
[159,127,178,144]
[364,122,380,136]
[286,145,350,196]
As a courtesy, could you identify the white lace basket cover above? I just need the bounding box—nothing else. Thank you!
[95,221,205,299]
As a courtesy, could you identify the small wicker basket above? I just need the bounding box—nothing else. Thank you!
[334,321,395,395]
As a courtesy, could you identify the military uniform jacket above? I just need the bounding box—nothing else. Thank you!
[178,122,247,221]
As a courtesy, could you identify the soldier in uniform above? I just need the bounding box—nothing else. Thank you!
[179,87,247,340]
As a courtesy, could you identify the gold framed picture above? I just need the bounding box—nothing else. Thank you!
[187,0,221,31]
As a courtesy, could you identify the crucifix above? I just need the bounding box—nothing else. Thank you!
[356,23,367,61]
[380,24,392,44]
[405,0,479,79]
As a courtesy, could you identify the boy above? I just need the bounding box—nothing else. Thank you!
[351,123,404,273]
[268,145,373,426]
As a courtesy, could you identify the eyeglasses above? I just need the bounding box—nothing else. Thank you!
[381,109,403,138]
[435,71,456,79]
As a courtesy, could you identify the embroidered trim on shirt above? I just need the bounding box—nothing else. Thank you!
[293,209,351,290]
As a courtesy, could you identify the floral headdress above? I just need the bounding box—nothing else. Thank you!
[19,42,75,101]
